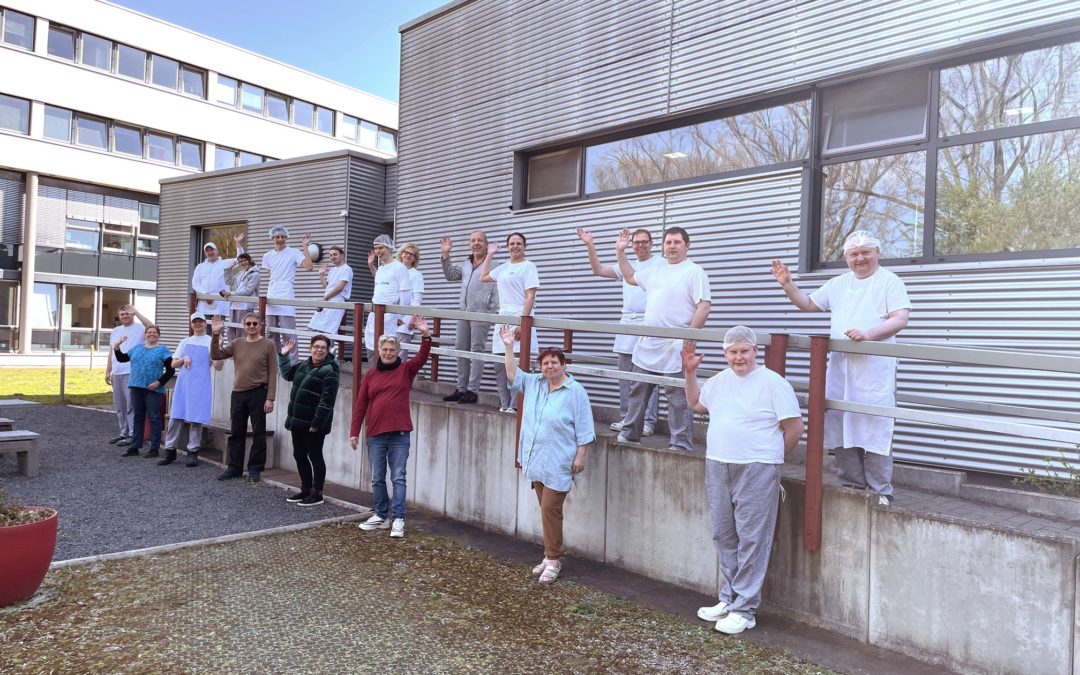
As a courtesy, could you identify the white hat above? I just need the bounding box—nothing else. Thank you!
[189,312,206,322]
[203,242,217,251]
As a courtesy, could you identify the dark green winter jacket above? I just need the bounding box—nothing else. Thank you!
[278,352,340,434]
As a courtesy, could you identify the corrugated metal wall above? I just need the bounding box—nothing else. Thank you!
[396,0,1080,476]
[345,156,393,310]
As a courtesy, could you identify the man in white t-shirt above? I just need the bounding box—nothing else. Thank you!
[364,234,412,361]
[614,226,711,452]
[771,230,911,505]
[104,303,149,447]
[684,326,803,636]
[575,226,661,436]
[191,232,245,319]
[261,225,314,362]
[308,245,353,336]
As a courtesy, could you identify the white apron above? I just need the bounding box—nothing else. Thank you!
[825,276,897,456]
[364,311,405,352]
[308,308,345,335]
[491,304,539,356]
[170,340,213,425]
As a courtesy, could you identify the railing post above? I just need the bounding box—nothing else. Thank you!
[59,351,66,404]
[430,317,442,382]
[374,304,385,344]
[563,329,573,364]
[352,303,364,408]
[257,295,267,338]
[765,333,789,376]
[805,335,828,552]
[188,292,197,314]
[514,315,534,469]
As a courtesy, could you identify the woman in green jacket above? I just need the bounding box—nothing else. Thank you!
[278,334,340,506]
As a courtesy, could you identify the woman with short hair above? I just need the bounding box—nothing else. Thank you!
[113,325,175,458]
[279,334,340,506]
[222,251,261,343]
[395,242,426,358]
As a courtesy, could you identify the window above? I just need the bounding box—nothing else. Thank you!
[527,149,582,203]
[180,65,205,97]
[216,75,238,105]
[0,280,17,325]
[292,99,314,129]
[377,128,397,153]
[116,44,146,80]
[134,290,156,323]
[100,289,131,329]
[75,116,108,149]
[138,203,159,257]
[2,9,34,50]
[102,223,134,255]
[241,83,264,113]
[32,283,58,329]
[147,132,175,163]
[62,285,96,349]
[47,26,75,60]
[316,107,333,135]
[179,139,202,169]
[238,151,261,166]
[359,120,378,147]
[43,106,72,141]
[0,94,29,134]
[821,68,928,154]
[80,33,112,70]
[151,54,178,89]
[340,114,358,141]
[139,203,160,223]
[267,93,289,121]
[201,223,246,259]
[113,124,143,157]
[65,218,100,251]
[214,146,238,170]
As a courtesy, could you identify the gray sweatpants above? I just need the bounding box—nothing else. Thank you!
[265,314,297,363]
[622,364,693,451]
[705,460,782,620]
[165,418,204,452]
[617,353,658,426]
[111,373,133,437]
[455,319,492,393]
[834,447,893,497]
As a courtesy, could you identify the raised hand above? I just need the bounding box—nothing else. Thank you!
[615,228,630,252]
[499,323,516,347]
[281,339,296,356]
[301,233,313,247]
[116,335,128,346]
[320,263,329,276]
[367,249,377,265]
[410,316,430,334]
[439,236,453,256]
[771,260,792,286]
[681,340,703,372]
[487,242,500,257]
[234,231,245,245]
[211,315,224,335]
[575,227,594,246]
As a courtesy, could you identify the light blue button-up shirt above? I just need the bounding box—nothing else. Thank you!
[511,369,595,492]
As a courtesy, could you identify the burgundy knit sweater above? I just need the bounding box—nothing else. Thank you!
[350,338,431,438]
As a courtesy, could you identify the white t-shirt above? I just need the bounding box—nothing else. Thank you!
[612,255,664,354]
[325,264,354,301]
[699,366,801,464]
[490,260,540,314]
[262,246,307,316]
[809,268,911,341]
[372,260,412,305]
[631,259,711,373]
[109,322,145,376]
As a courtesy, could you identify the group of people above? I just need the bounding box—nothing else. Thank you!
[105,222,910,622]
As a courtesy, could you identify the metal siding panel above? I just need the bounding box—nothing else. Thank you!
[346,155,389,310]
[0,176,24,244]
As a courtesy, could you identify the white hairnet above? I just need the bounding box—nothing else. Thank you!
[843,230,881,252]
[722,325,757,350]
[373,234,394,249]
[268,225,290,239]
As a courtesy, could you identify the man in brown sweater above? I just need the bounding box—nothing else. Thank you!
[211,313,277,482]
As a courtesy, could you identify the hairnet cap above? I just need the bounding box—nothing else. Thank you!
[843,230,881,252]
[203,242,217,251]
[723,325,757,350]
[373,234,394,249]
[268,225,290,239]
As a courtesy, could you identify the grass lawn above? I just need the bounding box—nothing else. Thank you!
[0,367,112,405]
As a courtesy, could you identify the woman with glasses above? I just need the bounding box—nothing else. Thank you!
[350,318,432,539]
[113,325,175,458]
[278,334,340,507]
[500,324,594,584]
[480,232,540,413]
[221,246,261,344]
[394,242,425,358]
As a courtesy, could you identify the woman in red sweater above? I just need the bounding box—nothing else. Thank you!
[350,317,431,539]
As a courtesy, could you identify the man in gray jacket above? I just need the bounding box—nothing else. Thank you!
[440,231,499,404]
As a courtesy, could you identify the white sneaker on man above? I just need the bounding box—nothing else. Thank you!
[390,518,405,538]
[714,612,756,634]
[697,601,728,622]
[358,514,390,531]
[642,424,654,437]
[609,420,625,431]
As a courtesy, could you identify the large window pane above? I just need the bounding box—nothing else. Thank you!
[585,100,810,194]
[940,42,1080,137]
[102,224,134,255]
[527,148,582,203]
[81,33,112,70]
[316,107,333,135]
[139,203,160,222]
[822,69,928,154]
[147,132,175,163]
[238,151,261,166]
[65,219,100,251]
[216,75,238,105]
[100,288,131,329]
[151,55,179,89]
[214,146,238,170]
[0,280,17,324]
[75,116,108,149]
[936,129,1080,256]
[292,99,314,128]
[117,44,146,80]
[820,152,925,261]
[241,83,264,113]
[43,106,72,141]
[340,114,358,141]
[32,284,59,329]
[134,290,156,323]
[2,10,34,50]
[359,120,378,147]
[113,125,143,156]
[63,286,96,335]
[377,129,397,154]
[267,93,289,121]
[0,94,29,134]
[179,139,202,169]
[47,26,75,60]
[180,65,205,97]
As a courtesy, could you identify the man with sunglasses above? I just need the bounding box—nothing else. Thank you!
[210,312,278,482]
[575,227,662,437]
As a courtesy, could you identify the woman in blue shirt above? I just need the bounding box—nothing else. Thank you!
[114,325,174,458]
[500,324,594,585]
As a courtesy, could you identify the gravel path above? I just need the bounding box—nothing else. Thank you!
[0,405,352,560]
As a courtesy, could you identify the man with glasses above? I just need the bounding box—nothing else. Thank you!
[261,225,314,363]
[439,231,499,404]
[210,312,278,483]
[575,227,661,436]
[307,245,353,336]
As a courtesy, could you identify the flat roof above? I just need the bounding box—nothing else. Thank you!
[399,0,476,33]
[159,148,395,186]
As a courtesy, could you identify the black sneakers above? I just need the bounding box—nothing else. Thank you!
[286,490,310,503]
[217,470,242,481]
[246,471,261,483]
[297,492,324,507]
[457,391,479,404]
[143,448,160,458]
[442,390,465,402]
[120,448,140,457]
[157,449,177,465]
[185,452,199,468]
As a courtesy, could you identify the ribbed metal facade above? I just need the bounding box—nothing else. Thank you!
[397,1,1080,476]
[158,151,391,352]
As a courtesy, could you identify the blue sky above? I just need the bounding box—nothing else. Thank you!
[111,0,449,102]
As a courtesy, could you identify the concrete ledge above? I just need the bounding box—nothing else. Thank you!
[892,462,963,495]
[960,482,1080,522]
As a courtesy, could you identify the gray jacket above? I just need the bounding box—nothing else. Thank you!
[442,254,498,314]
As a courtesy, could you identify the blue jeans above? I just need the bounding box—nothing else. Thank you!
[367,431,410,519]
[129,387,164,451]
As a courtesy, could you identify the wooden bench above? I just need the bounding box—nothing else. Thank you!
[0,399,39,418]
[0,430,41,477]
[205,423,276,469]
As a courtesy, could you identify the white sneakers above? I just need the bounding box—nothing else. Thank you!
[698,601,755,634]
[878,495,892,506]
[696,601,728,622]
[358,514,390,531]
[612,421,654,436]
[642,424,654,437]
[609,420,625,431]
[390,518,405,538]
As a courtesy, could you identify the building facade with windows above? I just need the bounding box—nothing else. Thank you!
[0,0,398,352]
[396,1,1080,478]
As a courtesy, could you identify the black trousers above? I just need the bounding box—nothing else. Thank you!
[228,386,267,473]
[291,428,327,492]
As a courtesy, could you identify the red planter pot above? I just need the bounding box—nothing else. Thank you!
[0,507,58,607]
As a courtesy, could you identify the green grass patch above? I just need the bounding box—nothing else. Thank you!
[0,367,112,406]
